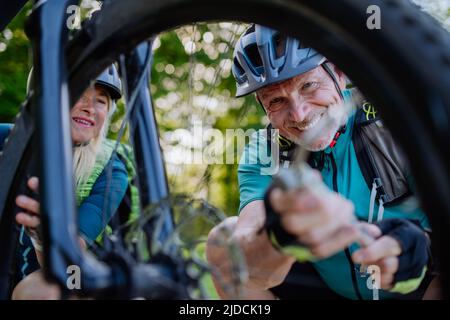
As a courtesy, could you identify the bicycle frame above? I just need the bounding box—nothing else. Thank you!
[121,41,177,255]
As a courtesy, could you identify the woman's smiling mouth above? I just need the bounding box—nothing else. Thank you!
[72,117,95,128]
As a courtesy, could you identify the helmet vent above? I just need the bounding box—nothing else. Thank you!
[233,57,245,77]
[273,33,286,59]
[299,40,310,50]
[244,24,256,36]
[245,44,263,69]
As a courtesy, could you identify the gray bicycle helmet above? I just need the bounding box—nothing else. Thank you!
[95,64,122,100]
[232,24,326,97]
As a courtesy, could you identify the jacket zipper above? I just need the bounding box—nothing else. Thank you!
[328,152,363,300]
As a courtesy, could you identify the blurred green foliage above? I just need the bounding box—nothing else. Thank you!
[144,23,266,216]
[0,3,31,122]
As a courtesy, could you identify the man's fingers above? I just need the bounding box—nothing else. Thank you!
[270,188,319,214]
[310,225,360,259]
[78,237,87,251]
[27,177,39,193]
[358,222,382,239]
[378,256,399,275]
[299,207,350,246]
[380,273,394,289]
[352,235,402,264]
[16,212,40,228]
[372,257,398,289]
[281,211,327,235]
[269,188,286,213]
[15,195,40,215]
[300,219,339,246]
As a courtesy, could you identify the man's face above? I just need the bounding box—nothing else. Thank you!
[71,85,110,145]
[257,65,346,151]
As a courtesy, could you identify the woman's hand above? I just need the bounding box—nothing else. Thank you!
[15,177,87,262]
[15,177,45,265]
[15,177,41,238]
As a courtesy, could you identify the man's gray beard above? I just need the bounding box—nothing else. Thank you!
[292,125,338,152]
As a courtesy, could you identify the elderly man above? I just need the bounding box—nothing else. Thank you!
[206,24,437,300]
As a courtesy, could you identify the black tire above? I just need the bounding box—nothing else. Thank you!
[1,0,450,297]
[66,0,450,298]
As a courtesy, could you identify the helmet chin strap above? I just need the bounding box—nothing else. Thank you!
[321,62,344,101]
[321,62,347,148]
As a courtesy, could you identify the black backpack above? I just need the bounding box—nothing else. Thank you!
[352,102,412,206]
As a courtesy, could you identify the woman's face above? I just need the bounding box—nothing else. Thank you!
[71,85,110,145]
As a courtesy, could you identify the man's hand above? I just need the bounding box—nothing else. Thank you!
[206,201,295,298]
[231,209,296,291]
[353,219,431,292]
[268,175,362,259]
[352,223,401,289]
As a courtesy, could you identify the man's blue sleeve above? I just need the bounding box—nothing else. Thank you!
[78,154,128,243]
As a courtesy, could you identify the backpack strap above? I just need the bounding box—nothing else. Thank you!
[352,101,412,207]
[266,123,297,168]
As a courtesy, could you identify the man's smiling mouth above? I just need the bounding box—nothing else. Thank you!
[289,112,324,132]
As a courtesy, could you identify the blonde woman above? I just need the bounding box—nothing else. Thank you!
[4,65,129,299]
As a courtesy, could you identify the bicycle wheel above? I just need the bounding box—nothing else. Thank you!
[1,0,449,298]
[64,0,450,296]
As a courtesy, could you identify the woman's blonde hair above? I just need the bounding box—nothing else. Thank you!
[72,90,115,188]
